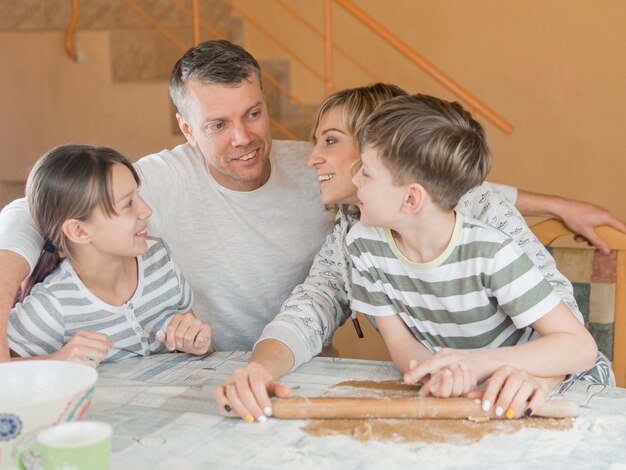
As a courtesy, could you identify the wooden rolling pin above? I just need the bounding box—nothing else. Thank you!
[271,397,579,420]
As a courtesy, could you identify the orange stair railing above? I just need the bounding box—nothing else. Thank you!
[64,0,513,136]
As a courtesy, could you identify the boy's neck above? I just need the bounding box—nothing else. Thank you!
[69,249,139,306]
[390,208,457,264]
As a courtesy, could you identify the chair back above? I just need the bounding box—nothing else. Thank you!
[532,219,626,387]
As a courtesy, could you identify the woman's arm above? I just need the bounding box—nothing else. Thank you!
[215,211,355,421]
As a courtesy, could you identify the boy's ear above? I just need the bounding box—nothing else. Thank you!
[62,219,91,245]
[176,113,197,147]
[401,183,426,214]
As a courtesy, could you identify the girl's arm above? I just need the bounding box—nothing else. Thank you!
[12,331,113,368]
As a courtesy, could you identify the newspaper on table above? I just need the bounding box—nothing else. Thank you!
[88,352,626,470]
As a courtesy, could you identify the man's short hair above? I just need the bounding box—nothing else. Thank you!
[357,94,492,211]
[169,39,262,117]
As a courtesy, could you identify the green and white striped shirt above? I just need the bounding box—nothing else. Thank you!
[347,213,562,352]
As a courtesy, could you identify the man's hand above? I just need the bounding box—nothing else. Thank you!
[516,190,626,254]
[156,311,213,355]
[49,331,114,368]
[214,362,292,423]
[560,200,626,254]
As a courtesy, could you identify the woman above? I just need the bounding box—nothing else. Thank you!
[216,84,619,423]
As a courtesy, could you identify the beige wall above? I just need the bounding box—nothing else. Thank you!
[237,0,626,220]
[0,30,184,188]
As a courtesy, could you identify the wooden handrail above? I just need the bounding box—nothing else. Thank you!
[169,0,313,120]
[191,0,200,46]
[335,0,513,134]
[122,0,187,52]
[64,0,82,62]
[225,0,325,83]
[273,0,384,83]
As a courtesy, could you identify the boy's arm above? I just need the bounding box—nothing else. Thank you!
[478,301,597,378]
[515,189,626,254]
[375,314,432,374]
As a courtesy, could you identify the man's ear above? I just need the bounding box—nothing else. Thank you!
[62,219,91,245]
[176,112,197,147]
[401,183,426,215]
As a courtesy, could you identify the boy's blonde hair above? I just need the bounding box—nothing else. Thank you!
[357,94,492,211]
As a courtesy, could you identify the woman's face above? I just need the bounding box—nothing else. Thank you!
[308,106,360,206]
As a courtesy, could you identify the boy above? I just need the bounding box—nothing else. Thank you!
[347,94,600,418]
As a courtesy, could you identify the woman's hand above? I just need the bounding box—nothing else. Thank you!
[156,311,213,355]
[214,362,292,423]
[50,331,113,367]
[471,365,549,418]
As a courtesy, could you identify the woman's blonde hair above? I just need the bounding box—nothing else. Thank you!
[311,83,408,142]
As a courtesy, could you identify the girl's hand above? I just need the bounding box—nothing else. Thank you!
[404,359,477,398]
[156,311,213,355]
[214,362,292,423]
[472,365,548,418]
[50,331,113,368]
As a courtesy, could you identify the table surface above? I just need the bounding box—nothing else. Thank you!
[88,352,626,469]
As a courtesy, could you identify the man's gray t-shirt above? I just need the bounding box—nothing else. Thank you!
[134,141,333,351]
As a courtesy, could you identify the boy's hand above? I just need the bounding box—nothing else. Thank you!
[404,359,476,398]
[156,311,213,355]
[50,331,114,368]
[403,348,491,387]
[469,365,548,418]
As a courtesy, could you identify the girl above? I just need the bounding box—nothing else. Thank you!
[8,145,212,367]
[216,84,614,422]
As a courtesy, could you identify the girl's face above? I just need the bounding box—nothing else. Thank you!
[83,164,153,259]
[308,106,360,206]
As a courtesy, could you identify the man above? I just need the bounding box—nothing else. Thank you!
[1,40,623,364]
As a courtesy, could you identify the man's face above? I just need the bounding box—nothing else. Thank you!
[177,75,272,191]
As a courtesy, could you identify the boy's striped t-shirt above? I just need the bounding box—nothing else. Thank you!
[346,213,562,352]
[8,236,193,362]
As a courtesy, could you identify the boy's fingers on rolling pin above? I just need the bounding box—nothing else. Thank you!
[461,363,477,395]
[449,365,467,397]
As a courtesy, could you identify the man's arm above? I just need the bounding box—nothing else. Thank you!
[516,189,626,254]
[0,250,30,361]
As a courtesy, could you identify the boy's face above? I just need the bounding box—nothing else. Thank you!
[352,145,407,227]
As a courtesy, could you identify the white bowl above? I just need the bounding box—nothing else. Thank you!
[0,361,98,468]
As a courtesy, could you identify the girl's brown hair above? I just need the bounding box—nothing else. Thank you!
[17,145,139,303]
